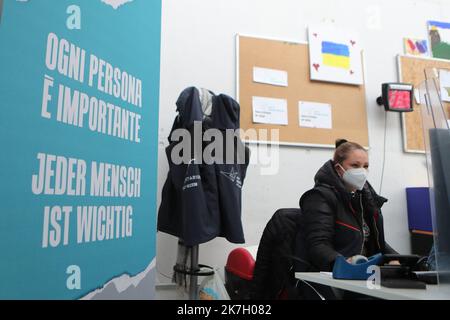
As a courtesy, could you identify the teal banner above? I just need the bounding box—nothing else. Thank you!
[0,0,161,299]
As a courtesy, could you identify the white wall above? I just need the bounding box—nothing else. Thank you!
[156,0,450,283]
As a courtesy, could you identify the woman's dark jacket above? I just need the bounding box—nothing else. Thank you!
[295,160,397,272]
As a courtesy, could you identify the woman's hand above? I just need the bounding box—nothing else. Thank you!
[388,260,401,266]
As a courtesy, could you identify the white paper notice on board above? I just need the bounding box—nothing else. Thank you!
[440,69,450,102]
[252,96,288,125]
[253,67,288,87]
[299,101,332,129]
[414,89,421,104]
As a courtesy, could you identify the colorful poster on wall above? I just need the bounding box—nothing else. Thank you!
[428,20,450,60]
[0,0,161,299]
[404,38,429,57]
[308,25,364,85]
[440,69,450,102]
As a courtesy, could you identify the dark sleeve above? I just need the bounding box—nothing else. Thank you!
[301,192,341,271]
[362,187,398,255]
[375,209,399,255]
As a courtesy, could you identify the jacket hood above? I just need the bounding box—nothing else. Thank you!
[175,87,204,127]
[313,160,387,208]
[314,160,348,196]
[174,87,240,130]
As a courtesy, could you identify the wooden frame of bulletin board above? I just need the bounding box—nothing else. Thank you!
[397,55,450,153]
[236,34,369,148]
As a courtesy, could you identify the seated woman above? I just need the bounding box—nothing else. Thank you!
[295,139,397,275]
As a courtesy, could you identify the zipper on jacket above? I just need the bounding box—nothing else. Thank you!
[373,214,381,251]
[349,196,367,255]
[359,196,365,255]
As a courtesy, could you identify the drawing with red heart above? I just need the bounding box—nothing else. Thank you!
[313,63,320,72]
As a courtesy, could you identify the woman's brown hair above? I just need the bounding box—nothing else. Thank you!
[333,139,366,164]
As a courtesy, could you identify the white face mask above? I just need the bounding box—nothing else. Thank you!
[337,164,368,191]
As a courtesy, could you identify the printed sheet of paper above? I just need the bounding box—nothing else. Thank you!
[440,69,450,102]
[253,67,288,87]
[252,96,288,125]
[299,101,332,129]
[414,88,421,104]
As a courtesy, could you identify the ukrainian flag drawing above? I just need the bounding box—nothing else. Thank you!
[322,41,350,69]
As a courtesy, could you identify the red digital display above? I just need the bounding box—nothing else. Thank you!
[388,90,411,110]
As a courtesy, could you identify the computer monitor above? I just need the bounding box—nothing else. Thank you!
[381,83,414,112]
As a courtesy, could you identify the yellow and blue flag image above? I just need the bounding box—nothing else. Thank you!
[322,41,350,69]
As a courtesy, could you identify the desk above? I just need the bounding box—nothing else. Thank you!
[295,272,450,300]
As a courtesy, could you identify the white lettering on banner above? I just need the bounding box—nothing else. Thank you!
[66,5,82,31]
[37,31,145,251]
[55,84,141,143]
[42,206,72,248]
[41,75,54,119]
[41,205,133,248]
[66,265,81,290]
[45,32,142,108]
[90,162,141,198]
[88,54,142,108]
[45,32,86,83]
[32,153,87,196]
[42,32,145,146]
[32,153,141,198]
[76,205,133,244]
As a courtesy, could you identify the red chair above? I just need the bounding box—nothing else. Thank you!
[224,247,256,299]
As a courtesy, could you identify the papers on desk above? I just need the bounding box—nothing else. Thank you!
[252,96,288,125]
[253,67,288,87]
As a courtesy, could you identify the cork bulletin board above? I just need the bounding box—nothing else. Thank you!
[397,55,450,153]
[237,35,369,148]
